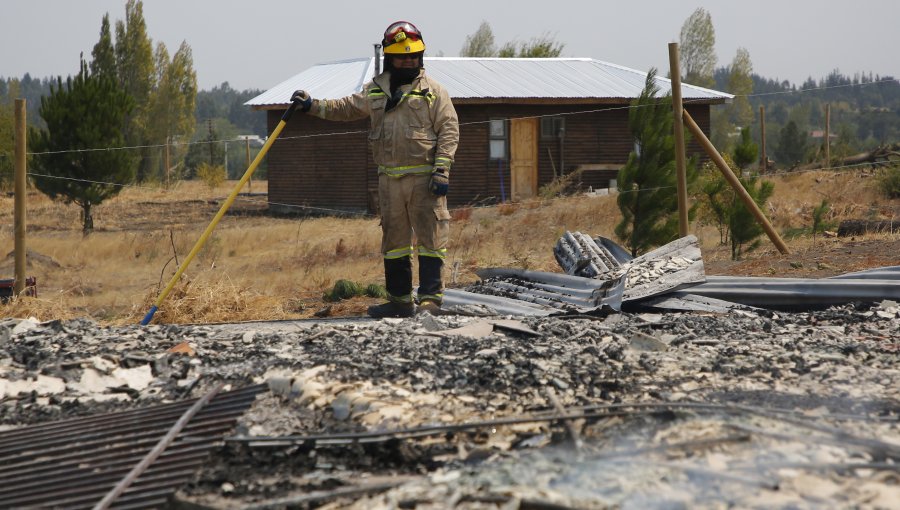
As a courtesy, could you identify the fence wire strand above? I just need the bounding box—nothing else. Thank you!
[6,75,898,216]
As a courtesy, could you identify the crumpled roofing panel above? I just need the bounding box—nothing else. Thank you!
[451,235,900,316]
[444,268,625,316]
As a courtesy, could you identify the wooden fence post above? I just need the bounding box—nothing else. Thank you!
[14,99,27,295]
[824,104,830,169]
[245,138,252,194]
[759,106,767,173]
[165,136,171,189]
[668,42,690,237]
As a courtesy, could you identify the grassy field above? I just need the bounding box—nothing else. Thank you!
[1,168,898,325]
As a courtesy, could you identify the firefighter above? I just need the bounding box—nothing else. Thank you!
[291,21,459,318]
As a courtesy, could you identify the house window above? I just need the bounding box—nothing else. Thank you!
[489,118,507,160]
[541,116,565,139]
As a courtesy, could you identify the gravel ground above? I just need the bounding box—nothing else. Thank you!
[1,303,899,509]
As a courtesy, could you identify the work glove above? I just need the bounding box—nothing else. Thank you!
[429,166,450,196]
[291,89,313,112]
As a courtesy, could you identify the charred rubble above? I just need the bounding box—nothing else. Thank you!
[1,297,898,508]
[1,235,899,508]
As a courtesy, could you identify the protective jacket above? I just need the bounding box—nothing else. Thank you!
[308,69,459,175]
[308,68,459,307]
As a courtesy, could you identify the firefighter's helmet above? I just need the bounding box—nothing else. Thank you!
[382,21,425,54]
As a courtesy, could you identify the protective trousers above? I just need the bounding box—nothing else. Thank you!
[379,173,451,304]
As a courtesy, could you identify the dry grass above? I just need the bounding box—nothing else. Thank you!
[1,171,897,324]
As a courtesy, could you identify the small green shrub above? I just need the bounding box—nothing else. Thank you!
[322,280,387,301]
[877,165,900,199]
[197,162,225,190]
[323,279,363,301]
[364,283,387,299]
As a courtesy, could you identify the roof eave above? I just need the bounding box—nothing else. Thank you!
[252,97,730,110]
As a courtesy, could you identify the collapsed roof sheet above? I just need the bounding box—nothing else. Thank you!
[451,234,900,316]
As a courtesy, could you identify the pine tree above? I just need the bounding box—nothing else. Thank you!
[732,127,759,168]
[776,120,808,166]
[90,14,117,78]
[729,174,775,259]
[615,69,698,256]
[697,161,733,246]
[30,59,135,233]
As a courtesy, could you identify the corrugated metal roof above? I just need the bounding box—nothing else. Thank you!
[246,57,732,108]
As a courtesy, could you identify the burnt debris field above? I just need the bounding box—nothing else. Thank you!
[1,298,898,508]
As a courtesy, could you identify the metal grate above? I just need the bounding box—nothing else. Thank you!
[0,383,265,509]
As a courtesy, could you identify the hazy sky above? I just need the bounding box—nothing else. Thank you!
[4,1,898,92]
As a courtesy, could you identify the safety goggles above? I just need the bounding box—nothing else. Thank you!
[383,21,422,45]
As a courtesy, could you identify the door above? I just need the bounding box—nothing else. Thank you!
[509,118,538,200]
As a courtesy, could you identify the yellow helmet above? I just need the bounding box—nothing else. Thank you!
[382,21,425,54]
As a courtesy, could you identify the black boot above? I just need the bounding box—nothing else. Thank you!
[367,301,415,318]
[369,257,415,318]
[417,255,444,308]
[384,256,413,301]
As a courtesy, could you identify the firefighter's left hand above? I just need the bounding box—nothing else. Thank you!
[429,166,449,196]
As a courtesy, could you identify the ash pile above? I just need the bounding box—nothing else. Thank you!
[1,234,899,509]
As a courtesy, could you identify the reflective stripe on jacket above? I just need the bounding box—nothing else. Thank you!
[308,69,459,173]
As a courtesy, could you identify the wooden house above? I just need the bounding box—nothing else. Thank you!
[246,57,731,214]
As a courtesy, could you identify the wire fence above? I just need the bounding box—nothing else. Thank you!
[3,76,898,218]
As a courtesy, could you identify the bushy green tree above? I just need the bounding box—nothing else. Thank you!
[459,22,563,58]
[727,48,754,127]
[103,0,196,183]
[0,96,14,189]
[30,59,135,233]
[115,0,154,182]
[616,69,698,256]
[679,8,717,88]
[498,35,564,58]
[460,21,496,57]
[145,41,197,181]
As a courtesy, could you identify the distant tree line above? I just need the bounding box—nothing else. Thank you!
[721,70,900,167]
[676,7,900,169]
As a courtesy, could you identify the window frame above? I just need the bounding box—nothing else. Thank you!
[488,118,508,161]
[540,116,565,139]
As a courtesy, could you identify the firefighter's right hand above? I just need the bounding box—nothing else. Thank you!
[291,90,313,112]
[429,166,449,196]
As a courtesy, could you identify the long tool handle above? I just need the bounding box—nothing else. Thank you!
[141,102,299,325]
